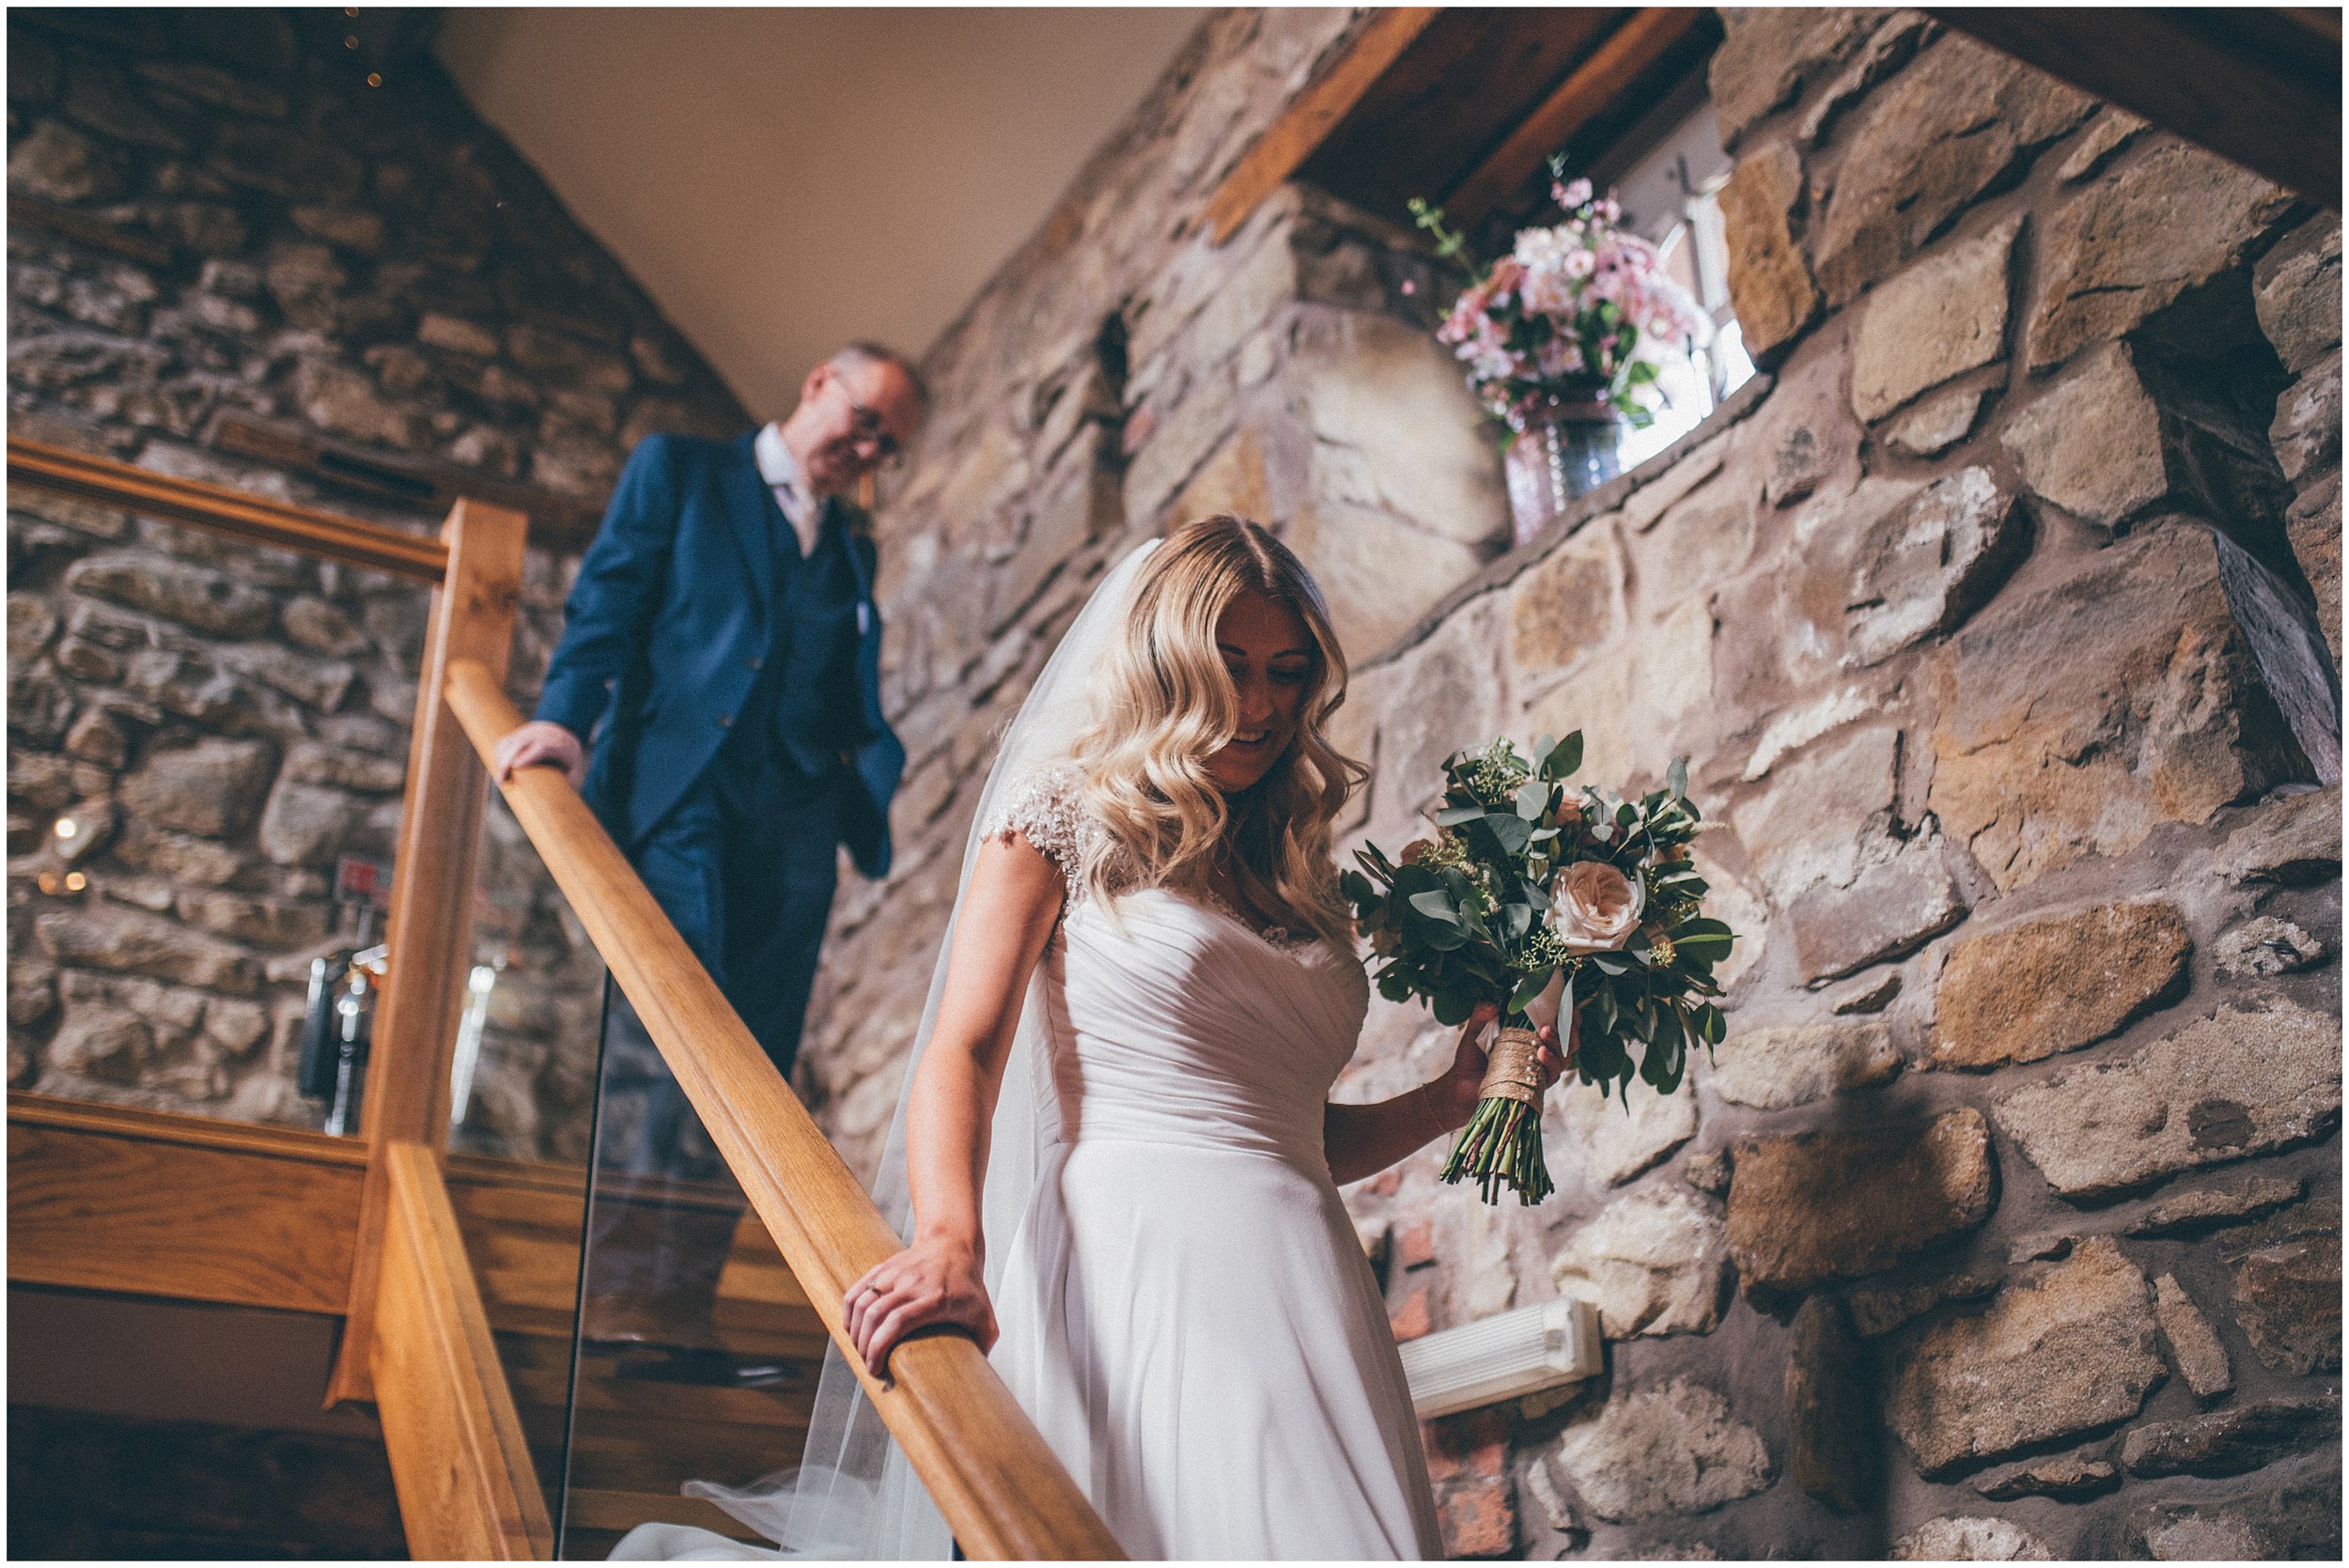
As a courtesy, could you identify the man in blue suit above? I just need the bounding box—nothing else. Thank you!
[495,345,922,1336]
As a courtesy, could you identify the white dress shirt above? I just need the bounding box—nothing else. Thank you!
[753,421,822,560]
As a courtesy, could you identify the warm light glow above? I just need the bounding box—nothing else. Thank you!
[62,871,86,893]
[366,71,383,87]
[52,816,76,841]
[36,871,62,895]
[345,34,360,49]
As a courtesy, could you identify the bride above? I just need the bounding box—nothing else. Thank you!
[621,516,1565,1560]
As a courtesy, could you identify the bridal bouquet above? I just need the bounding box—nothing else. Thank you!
[1409,160,1708,431]
[1340,734,1735,1204]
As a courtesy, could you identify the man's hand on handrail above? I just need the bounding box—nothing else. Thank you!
[493,721,587,789]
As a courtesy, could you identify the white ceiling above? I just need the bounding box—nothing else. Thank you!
[437,8,1207,420]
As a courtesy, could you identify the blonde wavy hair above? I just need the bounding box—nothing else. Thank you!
[1070,515,1367,945]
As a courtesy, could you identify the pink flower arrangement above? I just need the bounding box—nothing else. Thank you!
[1411,168,1709,431]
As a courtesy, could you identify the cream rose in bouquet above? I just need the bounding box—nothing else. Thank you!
[1342,734,1735,1204]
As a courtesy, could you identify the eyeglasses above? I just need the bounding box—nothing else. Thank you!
[832,374,903,464]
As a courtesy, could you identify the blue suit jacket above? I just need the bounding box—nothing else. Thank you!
[534,431,905,878]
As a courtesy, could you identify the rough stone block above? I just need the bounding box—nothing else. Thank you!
[119,737,276,839]
[2122,1391,2341,1478]
[1717,141,1820,363]
[1845,1269,2002,1339]
[1732,723,1900,903]
[63,551,273,638]
[1992,1002,2341,1197]
[2212,915,2327,977]
[2030,142,2297,370]
[1784,827,1968,985]
[257,780,362,868]
[2286,471,2341,660]
[1548,1187,1729,1339]
[2215,784,2341,885]
[1930,900,2189,1069]
[1842,465,2028,665]
[2152,1272,2233,1398]
[2003,341,2170,526]
[1551,1072,1697,1189]
[44,1003,156,1084]
[294,361,432,453]
[220,644,356,712]
[1509,531,1622,677]
[1294,313,1507,547]
[174,890,331,950]
[1926,527,2290,894]
[1707,1019,1899,1109]
[1885,385,1986,458]
[1814,35,2093,304]
[208,122,363,202]
[2231,1207,2341,1374]
[284,739,406,795]
[8,119,126,204]
[1710,8,1889,149]
[36,906,260,994]
[1973,1452,2118,1500]
[1634,483,1758,614]
[1548,1378,1772,1523]
[1726,1108,1994,1293]
[1851,217,2020,422]
[2254,213,2343,378]
[2056,106,2147,183]
[1288,501,1487,664]
[2270,349,2342,482]
[1887,1236,2163,1476]
[1890,1516,2054,1561]
[2126,1172,2307,1236]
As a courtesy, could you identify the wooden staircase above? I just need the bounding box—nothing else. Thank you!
[7,436,1123,1560]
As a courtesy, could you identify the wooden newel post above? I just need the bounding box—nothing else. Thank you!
[329,498,528,1406]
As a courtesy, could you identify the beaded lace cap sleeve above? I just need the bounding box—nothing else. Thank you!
[981,765,1111,904]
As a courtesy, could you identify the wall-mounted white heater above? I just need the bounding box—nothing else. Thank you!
[1398,1295,1604,1420]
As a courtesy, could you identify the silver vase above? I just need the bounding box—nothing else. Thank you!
[1504,399,1624,547]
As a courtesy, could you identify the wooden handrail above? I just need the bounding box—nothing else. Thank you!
[440,659,1125,1561]
[7,435,449,581]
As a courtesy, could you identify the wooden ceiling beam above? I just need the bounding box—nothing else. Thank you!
[1203,8,1443,244]
[1929,8,2340,209]
[1440,8,1704,226]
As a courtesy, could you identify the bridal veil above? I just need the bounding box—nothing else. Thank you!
[614,538,1161,1560]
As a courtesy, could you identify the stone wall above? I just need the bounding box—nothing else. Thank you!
[798,8,1515,1157]
[1320,11,2341,1560]
[6,8,746,1157]
[802,8,2342,1560]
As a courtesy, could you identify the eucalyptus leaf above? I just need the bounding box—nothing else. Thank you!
[1408,889,1461,924]
[1485,812,1532,855]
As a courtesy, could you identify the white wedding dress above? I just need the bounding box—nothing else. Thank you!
[611,540,1439,1561]
[975,768,1442,1560]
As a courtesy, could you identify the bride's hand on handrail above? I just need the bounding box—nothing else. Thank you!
[845,1236,999,1380]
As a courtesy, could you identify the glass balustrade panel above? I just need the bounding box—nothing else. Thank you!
[7,497,432,1134]
[553,982,828,1559]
